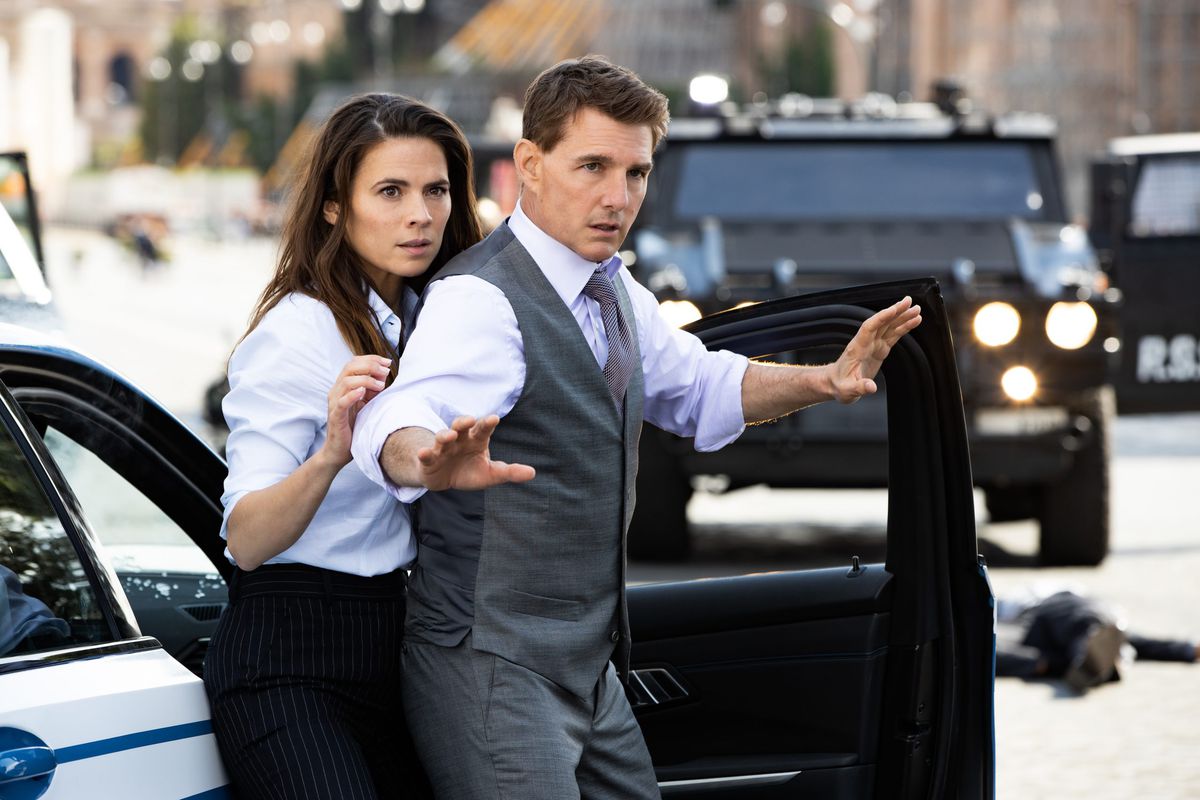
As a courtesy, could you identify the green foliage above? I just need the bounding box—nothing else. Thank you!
[137,8,422,170]
[759,18,837,98]
[138,27,245,165]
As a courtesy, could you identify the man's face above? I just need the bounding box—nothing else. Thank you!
[517,107,654,263]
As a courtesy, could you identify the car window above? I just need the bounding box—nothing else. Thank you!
[670,141,1046,222]
[0,157,38,266]
[41,424,225,587]
[1129,155,1200,237]
[0,419,112,658]
[41,427,215,576]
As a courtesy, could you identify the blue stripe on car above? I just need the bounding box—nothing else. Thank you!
[54,720,213,764]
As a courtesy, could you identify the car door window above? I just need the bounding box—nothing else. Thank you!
[41,427,209,571]
[0,419,112,657]
[33,423,227,674]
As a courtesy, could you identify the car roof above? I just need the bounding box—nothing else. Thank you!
[0,322,181,425]
[1109,132,1200,156]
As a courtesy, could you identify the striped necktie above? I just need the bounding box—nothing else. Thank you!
[581,267,636,408]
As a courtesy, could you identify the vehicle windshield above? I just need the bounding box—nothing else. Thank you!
[670,141,1049,222]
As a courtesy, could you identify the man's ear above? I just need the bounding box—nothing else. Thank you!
[513,139,541,192]
[323,199,339,226]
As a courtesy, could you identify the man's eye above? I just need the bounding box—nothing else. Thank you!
[582,163,601,172]
[629,169,647,180]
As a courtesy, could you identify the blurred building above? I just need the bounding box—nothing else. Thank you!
[875,0,1200,215]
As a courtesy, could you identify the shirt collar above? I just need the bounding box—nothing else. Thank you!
[365,283,412,348]
[508,198,623,307]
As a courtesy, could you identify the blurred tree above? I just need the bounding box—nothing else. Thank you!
[139,22,245,167]
[759,17,836,98]
[138,8,418,171]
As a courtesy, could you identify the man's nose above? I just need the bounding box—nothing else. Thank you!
[600,174,629,211]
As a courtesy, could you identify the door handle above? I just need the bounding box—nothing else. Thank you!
[0,746,56,782]
[0,727,57,799]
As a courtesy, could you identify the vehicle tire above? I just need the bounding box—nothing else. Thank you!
[984,484,1038,523]
[628,427,693,562]
[1037,387,1114,566]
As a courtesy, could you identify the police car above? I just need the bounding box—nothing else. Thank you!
[0,154,995,795]
[628,92,1121,566]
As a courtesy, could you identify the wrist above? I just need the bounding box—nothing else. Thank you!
[312,443,351,473]
[820,363,838,401]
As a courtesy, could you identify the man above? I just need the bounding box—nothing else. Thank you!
[351,56,922,799]
[996,586,1199,693]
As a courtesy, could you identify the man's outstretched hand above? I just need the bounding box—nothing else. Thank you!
[829,296,922,404]
[416,415,536,491]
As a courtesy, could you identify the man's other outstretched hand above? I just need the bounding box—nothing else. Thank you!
[829,296,922,404]
[416,415,537,491]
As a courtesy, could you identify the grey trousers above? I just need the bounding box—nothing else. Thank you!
[401,635,660,800]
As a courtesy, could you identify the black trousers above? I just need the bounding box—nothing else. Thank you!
[204,564,431,800]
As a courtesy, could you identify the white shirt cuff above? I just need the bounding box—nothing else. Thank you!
[693,352,749,452]
[351,395,450,503]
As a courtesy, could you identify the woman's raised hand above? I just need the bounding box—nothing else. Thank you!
[322,355,392,467]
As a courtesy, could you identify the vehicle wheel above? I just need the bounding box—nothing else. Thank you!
[1037,387,1114,566]
[628,427,693,562]
[984,485,1038,523]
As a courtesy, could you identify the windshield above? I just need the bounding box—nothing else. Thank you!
[670,141,1049,222]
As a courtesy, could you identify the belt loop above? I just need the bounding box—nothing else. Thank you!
[321,569,334,601]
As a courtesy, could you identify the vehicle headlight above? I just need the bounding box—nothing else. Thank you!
[973,302,1021,347]
[658,300,702,328]
[1001,366,1038,402]
[1044,302,1098,350]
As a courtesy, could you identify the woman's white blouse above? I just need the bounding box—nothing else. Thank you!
[220,288,418,576]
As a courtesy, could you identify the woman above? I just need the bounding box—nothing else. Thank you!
[204,94,484,800]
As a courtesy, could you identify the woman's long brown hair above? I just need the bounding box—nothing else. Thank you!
[240,93,484,377]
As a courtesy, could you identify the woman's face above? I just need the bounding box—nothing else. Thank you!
[331,136,451,299]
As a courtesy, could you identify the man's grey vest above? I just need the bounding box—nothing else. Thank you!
[407,224,644,698]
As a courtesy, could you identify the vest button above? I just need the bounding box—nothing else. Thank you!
[610,630,621,642]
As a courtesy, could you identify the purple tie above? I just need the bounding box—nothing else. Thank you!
[582,267,635,407]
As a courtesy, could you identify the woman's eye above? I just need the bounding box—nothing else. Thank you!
[428,186,447,197]
[381,186,400,198]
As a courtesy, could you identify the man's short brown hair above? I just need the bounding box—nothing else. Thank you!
[522,55,670,152]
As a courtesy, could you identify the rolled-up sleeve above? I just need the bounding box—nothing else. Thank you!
[622,271,749,451]
[220,300,331,538]
[351,276,525,502]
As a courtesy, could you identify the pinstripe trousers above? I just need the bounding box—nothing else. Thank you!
[204,565,432,800]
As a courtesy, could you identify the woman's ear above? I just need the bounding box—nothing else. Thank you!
[323,199,340,225]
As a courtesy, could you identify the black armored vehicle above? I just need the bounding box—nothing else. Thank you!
[629,94,1120,566]
[1089,133,1200,415]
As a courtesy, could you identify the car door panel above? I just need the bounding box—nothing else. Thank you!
[629,279,994,799]
[631,568,891,797]
[2,648,227,799]
[0,381,229,797]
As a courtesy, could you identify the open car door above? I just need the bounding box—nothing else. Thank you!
[0,151,46,277]
[627,278,996,799]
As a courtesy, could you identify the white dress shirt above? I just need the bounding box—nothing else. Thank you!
[352,200,749,502]
[221,287,418,576]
